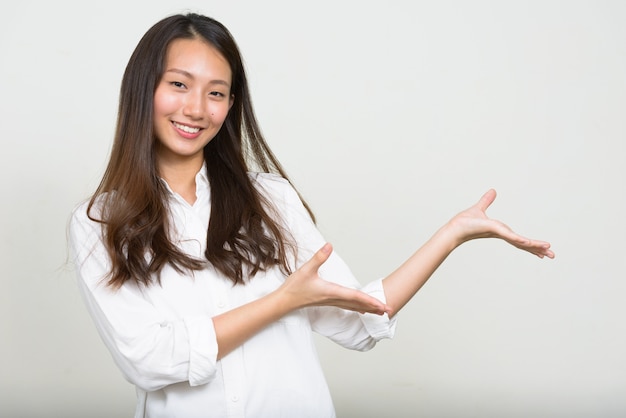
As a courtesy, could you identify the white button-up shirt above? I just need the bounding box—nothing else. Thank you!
[69,168,396,418]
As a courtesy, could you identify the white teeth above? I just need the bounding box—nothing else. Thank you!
[173,122,201,134]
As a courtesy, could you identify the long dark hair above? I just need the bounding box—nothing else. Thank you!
[89,13,314,288]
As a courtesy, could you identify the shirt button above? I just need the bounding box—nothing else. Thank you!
[231,395,239,402]
[217,301,225,308]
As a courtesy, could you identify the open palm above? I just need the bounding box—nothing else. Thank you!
[450,189,554,259]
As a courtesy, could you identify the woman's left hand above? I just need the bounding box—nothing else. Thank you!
[448,189,555,259]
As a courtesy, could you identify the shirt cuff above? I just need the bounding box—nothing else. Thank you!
[359,278,397,340]
[184,315,219,386]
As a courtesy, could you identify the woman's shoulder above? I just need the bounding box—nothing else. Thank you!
[248,172,312,222]
[248,171,289,184]
[70,193,111,227]
[248,172,294,197]
[71,197,93,222]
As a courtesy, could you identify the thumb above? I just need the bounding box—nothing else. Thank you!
[304,243,333,273]
[476,188,497,212]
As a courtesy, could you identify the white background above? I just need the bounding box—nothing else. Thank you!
[1,1,625,417]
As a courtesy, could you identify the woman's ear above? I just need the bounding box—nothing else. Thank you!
[229,94,235,110]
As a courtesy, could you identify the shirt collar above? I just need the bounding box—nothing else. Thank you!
[195,162,209,189]
[160,162,210,200]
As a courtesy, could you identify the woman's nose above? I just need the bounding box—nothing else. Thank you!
[182,92,205,119]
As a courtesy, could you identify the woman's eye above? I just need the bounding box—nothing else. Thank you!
[209,91,224,97]
[171,81,186,88]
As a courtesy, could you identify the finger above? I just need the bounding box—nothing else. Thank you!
[476,188,497,212]
[328,286,390,315]
[514,238,555,259]
[527,241,555,259]
[354,295,391,315]
[302,243,333,274]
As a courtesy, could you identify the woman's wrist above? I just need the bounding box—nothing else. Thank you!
[269,286,301,314]
[433,219,467,252]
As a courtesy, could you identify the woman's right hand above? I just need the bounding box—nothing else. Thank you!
[277,243,390,316]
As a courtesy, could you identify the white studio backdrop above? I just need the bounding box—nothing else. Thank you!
[1,1,625,417]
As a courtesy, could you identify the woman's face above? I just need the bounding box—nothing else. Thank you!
[153,37,233,169]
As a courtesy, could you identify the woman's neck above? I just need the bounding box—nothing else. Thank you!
[158,157,203,205]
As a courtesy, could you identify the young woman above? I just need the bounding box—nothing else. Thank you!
[69,13,554,418]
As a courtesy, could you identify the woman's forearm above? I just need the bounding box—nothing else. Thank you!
[212,290,295,360]
[382,223,460,318]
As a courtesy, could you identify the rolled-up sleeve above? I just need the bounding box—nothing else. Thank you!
[357,278,397,340]
[69,202,219,391]
[183,315,218,386]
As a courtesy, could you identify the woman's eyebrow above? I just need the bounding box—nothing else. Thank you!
[165,68,230,87]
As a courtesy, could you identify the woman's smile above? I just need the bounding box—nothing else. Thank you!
[172,121,203,138]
